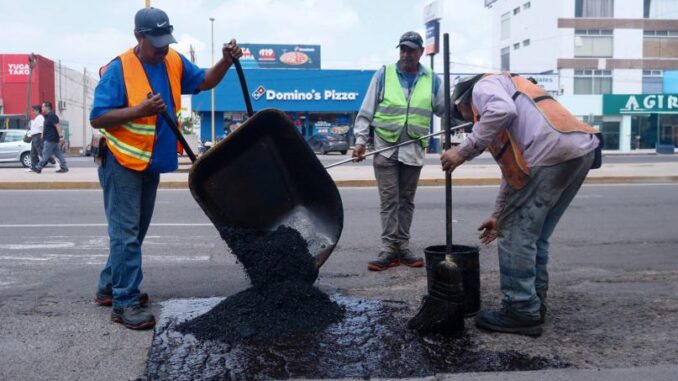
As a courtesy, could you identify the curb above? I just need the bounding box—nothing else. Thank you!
[1,176,677,190]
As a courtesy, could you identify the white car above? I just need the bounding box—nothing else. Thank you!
[0,129,32,167]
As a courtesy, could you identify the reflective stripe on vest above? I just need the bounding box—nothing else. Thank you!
[372,64,433,148]
[100,48,183,171]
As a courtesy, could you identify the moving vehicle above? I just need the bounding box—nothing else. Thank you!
[0,129,32,167]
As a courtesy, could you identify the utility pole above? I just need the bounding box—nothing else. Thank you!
[210,17,216,147]
[24,53,37,129]
[82,67,88,155]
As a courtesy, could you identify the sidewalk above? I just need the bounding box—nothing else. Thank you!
[1,154,677,189]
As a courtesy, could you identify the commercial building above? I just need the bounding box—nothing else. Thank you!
[0,54,97,153]
[192,67,374,142]
[485,0,678,152]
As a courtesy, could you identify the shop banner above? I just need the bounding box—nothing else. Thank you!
[425,20,440,56]
[3,54,35,83]
[603,94,678,115]
[239,44,320,69]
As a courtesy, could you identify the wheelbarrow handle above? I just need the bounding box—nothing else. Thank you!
[233,59,254,117]
[147,93,198,163]
[324,122,472,169]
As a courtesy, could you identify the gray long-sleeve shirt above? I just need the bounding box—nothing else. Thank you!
[354,62,446,167]
[457,74,599,216]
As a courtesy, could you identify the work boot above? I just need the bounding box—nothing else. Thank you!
[475,307,543,337]
[537,289,547,324]
[367,251,400,271]
[111,305,156,330]
[95,289,149,307]
[399,249,424,268]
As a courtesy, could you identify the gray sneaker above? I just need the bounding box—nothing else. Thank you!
[399,249,424,268]
[475,307,542,337]
[367,251,400,271]
[111,305,156,330]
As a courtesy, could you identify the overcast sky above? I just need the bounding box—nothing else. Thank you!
[0,0,493,75]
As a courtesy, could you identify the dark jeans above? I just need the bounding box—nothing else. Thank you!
[496,151,594,318]
[36,140,67,170]
[30,133,43,167]
[373,154,422,253]
[97,151,159,308]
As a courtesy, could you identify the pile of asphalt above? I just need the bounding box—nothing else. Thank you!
[177,225,343,343]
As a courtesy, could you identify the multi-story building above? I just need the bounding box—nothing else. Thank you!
[1,54,98,154]
[486,0,678,152]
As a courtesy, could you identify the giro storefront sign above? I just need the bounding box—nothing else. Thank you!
[604,94,678,115]
[239,44,321,69]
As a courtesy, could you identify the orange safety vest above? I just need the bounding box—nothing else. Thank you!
[472,73,598,189]
[98,48,184,171]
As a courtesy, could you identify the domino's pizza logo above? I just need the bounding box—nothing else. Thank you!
[252,85,265,100]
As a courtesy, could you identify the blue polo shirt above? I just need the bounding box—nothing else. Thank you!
[90,52,206,173]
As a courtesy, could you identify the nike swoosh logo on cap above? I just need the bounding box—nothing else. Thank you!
[157,21,167,27]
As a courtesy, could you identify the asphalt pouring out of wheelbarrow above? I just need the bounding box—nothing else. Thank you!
[159,225,568,379]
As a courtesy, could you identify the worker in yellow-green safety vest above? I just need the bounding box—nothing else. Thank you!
[353,31,446,272]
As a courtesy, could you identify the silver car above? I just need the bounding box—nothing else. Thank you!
[0,129,32,167]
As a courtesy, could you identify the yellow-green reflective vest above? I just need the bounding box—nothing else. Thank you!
[372,64,433,148]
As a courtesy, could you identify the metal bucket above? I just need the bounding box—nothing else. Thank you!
[425,245,480,317]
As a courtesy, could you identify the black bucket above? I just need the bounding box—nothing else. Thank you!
[425,245,480,317]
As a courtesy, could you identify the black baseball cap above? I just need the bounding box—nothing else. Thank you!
[134,7,177,48]
[397,31,423,49]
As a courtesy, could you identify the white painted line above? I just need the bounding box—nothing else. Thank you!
[0,242,75,250]
[0,223,213,228]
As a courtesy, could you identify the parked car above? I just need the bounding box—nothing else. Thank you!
[0,129,32,167]
[308,133,350,155]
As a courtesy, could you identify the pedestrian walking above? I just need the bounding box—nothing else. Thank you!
[89,7,242,330]
[30,101,68,173]
[26,105,44,172]
[440,73,601,336]
[353,31,446,271]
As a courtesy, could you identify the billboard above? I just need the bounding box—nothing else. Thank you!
[239,44,321,69]
[2,54,36,83]
[425,20,440,56]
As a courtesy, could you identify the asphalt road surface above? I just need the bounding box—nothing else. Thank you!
[1,152,677,169]
[0,184,677,380]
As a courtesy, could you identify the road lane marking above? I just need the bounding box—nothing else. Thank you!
[0,223,213,228]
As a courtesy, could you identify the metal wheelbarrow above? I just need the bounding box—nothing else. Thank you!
[161,60,470,269]
[160,60,343,269]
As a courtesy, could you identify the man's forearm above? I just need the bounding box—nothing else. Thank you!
[90,106,142,129]
[198,58,230,91]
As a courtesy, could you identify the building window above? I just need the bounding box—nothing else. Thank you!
[644,0,678,19]
[523,2,531,10]
[513,7,520,15]
[575,0,614,17]
[501,46,510,71]
[574,69,612,94]
[643,70,664,93]
[643,31,678,58]
[514,43,520,50]
[575,29,613,57]
[501,12,511,40]
[523,39,531,47]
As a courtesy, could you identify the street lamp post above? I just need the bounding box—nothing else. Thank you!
[210,17,216,147]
